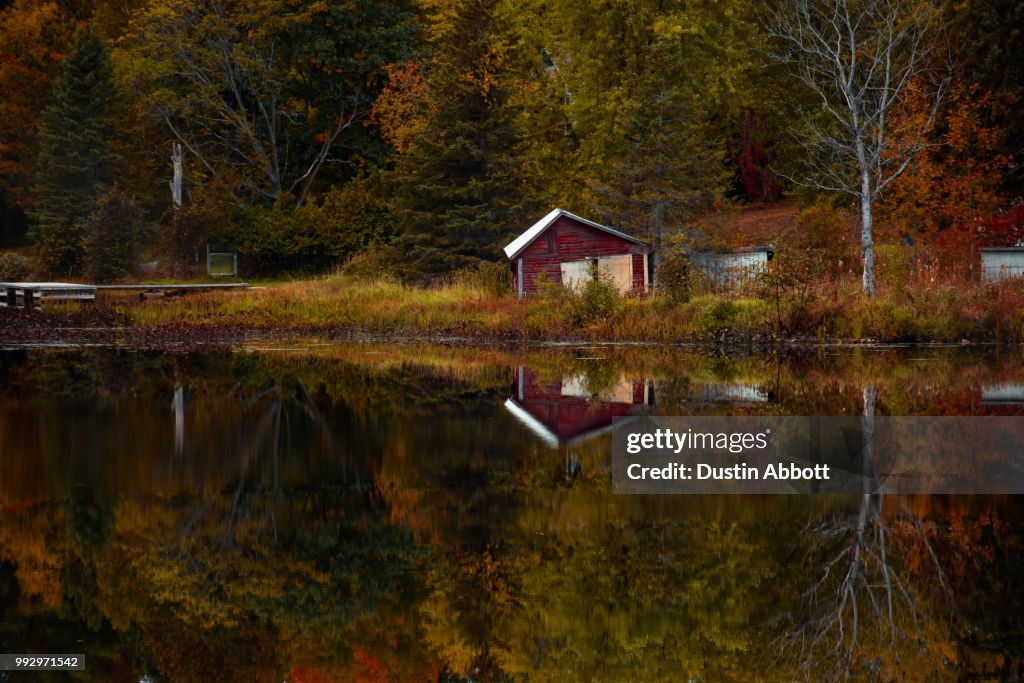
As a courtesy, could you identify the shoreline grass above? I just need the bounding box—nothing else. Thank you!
[71,272,1024,345]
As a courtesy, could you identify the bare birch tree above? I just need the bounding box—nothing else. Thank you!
[122,0,388,208]
[764,0,950,296]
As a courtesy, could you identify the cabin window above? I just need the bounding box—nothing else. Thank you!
[545,229,556,254]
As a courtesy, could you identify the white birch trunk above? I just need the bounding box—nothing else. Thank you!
[859,167,876,297]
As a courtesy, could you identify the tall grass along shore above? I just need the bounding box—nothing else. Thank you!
[30,270,1024,345]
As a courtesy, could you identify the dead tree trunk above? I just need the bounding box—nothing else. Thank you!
[170,142,183,208]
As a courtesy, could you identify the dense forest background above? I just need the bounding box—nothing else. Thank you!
[0,0,1021,282]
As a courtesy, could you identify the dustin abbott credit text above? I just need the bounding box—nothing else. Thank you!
[615,416,1024,495]
[622,426,830,482]
[625,461,831,481]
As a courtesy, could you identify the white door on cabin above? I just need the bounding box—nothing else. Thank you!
[560,255,633,294]
[560,259,592,292]
[598,255,633,293]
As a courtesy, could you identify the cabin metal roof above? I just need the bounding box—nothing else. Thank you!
[503,208,648,260]
[691,245,775,256]
[727,245,775,254]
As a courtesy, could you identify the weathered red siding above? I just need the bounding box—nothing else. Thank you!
[632,253,645,292]
[516,215,648,296]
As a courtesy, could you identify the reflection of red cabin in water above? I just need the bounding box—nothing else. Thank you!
[505,367,652,448]
[504,208,651,298]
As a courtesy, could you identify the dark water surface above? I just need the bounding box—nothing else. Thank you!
[1,343,1023,681]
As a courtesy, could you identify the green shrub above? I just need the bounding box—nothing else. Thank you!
[866,299,916,340]
[795,198,853,274]
[756,247,817,334]
[340,245,397,282]
[522,294,570,337]
[684,296,769,337]
[0,252,30,281]
[532,270,562,300]
[657,249,691,304]
[567,263,622,326]
[232,174,392,275]
[700,298,740,330]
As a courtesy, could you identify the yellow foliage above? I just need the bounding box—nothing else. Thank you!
[369,60,434,154]
[0,504,65,607]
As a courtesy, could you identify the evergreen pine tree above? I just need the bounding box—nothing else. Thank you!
[33,30,119,277]
[392,0,537,280]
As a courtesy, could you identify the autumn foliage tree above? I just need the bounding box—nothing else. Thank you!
[766,0,951,296]
[370,60,434,156]
[880,83,1011,269]
[0,0,77,212]
[946,0,1024,195]
[0,0,1020,283]
[524,0,757,261]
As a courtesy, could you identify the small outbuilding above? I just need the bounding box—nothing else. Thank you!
[981,382,1024,406]
[979,247,1024,282]
[504,208,650,298]
[690,246,775,289]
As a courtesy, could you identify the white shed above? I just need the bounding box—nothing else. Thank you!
[981,382,1024,405]
[690,246,774,289]
[980,247,1024,282]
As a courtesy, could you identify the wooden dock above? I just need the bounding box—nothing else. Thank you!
[1,281,249,308]
[1,282,97,308]
[94,283,249,292]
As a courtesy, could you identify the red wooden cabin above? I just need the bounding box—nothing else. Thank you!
[504,208,651,298]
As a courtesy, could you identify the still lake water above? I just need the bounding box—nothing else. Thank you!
[0,343,1023,681]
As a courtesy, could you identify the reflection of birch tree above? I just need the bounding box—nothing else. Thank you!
[217,380,336,548]
[172,383,184,458]
[171,377,340,575]
[783,383,953,680]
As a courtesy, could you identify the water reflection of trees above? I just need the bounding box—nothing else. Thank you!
[779,385,954,682]
[1,348,1024,680]
[784,494,955,680]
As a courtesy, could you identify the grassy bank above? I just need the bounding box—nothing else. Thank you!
[70,272,1024,344]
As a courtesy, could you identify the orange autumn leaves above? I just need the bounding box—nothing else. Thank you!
[0,0,78,211]
[371,49,513,155]
[881,82,1012,255]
